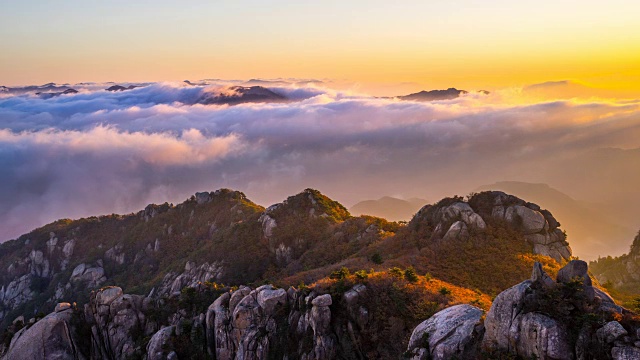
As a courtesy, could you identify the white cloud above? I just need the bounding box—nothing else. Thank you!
[1,81,640,246]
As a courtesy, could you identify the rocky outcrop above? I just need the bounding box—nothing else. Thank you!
[146,326,176,360]
[205,284,337,360]
[85,286,149,359]
[411,191,572,262]
[425,260,640,360]
[104,244,125,265]
[487,191,571,262]
[70,263,107,288]
[158,261,224,296]
[2,303,85,360]
[404,260,640,360]
[406,304,483,360]
[0,232,77,324]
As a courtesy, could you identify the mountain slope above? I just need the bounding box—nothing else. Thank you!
[0,188,589,359]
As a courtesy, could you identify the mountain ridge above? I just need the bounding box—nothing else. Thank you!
[3,187,633,359]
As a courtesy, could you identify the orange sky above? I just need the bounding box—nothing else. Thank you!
[1,1,639,96]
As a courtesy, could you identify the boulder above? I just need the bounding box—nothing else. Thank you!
[443,221,468,241]
[612,346,640,360]
[96,286,123,305]
[512,312,572,360]
[407,304,483,360]
[256,287,287,314]
[557,260,595,302]
[483,277,573,359]
[3,306,85,360]
[531,261,556,288]
[505,205,547,234]
[438,202,486,230]
[195,192,211,204]
[597,321,628,344]
[312,294,332,307]
[557,260,592,286]
[483,280,532,352]
[146,326,175,360]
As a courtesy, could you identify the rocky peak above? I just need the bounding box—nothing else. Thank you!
[257,189,351,266]
[267,188,350,222]
[410,191,572,262]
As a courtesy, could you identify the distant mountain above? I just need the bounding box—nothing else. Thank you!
[349,196,427,221]
[197,85,288,105]
[0,86,8,93]
[36,88,78,99]
[105,85,138,92]
[476,181,635,260]
[183,80,209,86]
[397,88,468,101]
[3,83,71,95]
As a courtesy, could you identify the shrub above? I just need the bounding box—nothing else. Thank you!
[424,272,433,282]
[355,270,368,281]
[404,267,419,283]
[439,287,451,296]
[371,253,383,264]
[330,266,351,280]
[388,267,404,279]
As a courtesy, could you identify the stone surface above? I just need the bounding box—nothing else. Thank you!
[611,346,640,360]
[407,304,483,360]
[531,261,556,288]
[3,306,83,360]
[557,260,592,286]
[597,321,628,344]
[483,280,532,352]
[146,326,175,360]
[55,302,71,313]
[443,221,468,241]
[311,294,332,307]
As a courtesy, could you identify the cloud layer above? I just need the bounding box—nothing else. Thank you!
[1,81,640,259]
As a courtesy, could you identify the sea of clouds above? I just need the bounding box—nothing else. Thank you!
[1,81,640,244]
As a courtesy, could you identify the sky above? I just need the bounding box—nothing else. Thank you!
[1,0,639,95]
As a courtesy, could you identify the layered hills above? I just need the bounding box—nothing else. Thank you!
[0,188,637,359]
[349,197,428,222]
